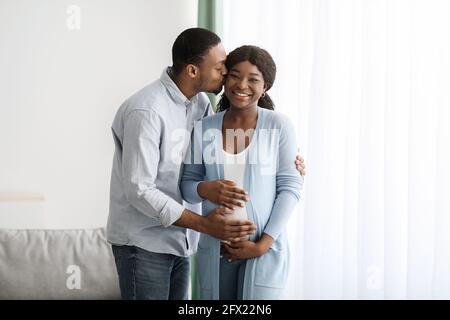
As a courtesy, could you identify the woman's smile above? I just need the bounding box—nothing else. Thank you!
[231,90,253,100]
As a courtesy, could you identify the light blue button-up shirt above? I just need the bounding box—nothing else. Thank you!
[106,68,213,257]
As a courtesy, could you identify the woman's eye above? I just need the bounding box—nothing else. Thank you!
[229,74,239,79]
[250,78,259,82]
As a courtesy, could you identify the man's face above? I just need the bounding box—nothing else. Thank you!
[197,43,227,94]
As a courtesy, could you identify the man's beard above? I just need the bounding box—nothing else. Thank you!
[198,78,223,95]
[201,83,223,95]
[211,85,223,95]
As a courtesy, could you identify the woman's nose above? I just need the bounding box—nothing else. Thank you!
[236,79,248,89]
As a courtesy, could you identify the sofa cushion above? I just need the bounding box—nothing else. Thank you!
[0,228,120,299]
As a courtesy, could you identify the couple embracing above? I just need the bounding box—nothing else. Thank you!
[107,28,305,300]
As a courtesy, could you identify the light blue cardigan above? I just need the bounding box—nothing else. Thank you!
[180,107,303,300]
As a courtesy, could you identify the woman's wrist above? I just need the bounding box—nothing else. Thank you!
[256,233,274,256]
[255,242,269,256]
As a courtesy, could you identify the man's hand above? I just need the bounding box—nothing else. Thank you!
[198,180,249,210]
[201,207,256,242]
[295,151,306,176]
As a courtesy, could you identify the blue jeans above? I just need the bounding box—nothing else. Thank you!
[111,245,190,300]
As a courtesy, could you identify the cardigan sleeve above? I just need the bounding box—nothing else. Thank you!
[263,115,304,241]
[180,121,206,204]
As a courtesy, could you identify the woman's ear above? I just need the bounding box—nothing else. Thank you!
[261,84,268,97]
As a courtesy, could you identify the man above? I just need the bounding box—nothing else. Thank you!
[107,28,305,300]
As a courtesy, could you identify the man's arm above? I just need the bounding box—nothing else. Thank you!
[121,109,184,227]
[174,208,256,242]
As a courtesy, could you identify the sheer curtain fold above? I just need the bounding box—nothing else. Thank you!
[221,0,450,299]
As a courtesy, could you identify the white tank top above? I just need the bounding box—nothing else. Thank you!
[223,147,249,221]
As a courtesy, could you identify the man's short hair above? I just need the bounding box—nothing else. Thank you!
[171,28,222,75]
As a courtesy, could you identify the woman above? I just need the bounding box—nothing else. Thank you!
[181,45,303,300]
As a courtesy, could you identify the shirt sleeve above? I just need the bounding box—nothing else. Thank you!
[121,109,184,227]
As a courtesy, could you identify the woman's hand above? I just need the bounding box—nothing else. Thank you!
[198,180,249,210]
[223,233,273,262]
[222,240,262,261]
[222,233,274,262]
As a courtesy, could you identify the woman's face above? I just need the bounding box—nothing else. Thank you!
[224,60,266,110]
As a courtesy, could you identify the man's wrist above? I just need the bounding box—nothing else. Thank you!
[174,209,206,233]
[196,215,207,234]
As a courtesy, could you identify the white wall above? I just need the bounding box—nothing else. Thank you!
[0,0,198,229]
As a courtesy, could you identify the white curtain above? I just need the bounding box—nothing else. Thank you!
[221,0,450,299]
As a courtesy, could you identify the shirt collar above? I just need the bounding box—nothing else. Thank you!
[160,67,198,107]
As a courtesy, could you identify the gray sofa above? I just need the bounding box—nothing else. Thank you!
[0,227,121,299]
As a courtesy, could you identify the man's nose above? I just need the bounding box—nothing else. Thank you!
[222,66,228,76]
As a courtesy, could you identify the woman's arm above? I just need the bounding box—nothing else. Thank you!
[263,115,304,241]
[223,115,304,261]
[180,122,206,204]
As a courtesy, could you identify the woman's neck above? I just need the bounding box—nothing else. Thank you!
[222,106,258,154]
[225,105,258,125]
